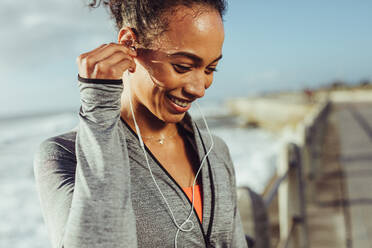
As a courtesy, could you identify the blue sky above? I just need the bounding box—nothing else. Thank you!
[1,0,371,116]
[217,1,372,94]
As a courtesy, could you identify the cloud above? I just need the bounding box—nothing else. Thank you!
[0,0,118,115]
[1,0,116,72]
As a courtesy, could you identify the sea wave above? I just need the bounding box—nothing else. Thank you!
[0,108,280,247]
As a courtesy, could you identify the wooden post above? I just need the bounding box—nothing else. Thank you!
[278,143,309,248]
[291,143,309,248]
[275,101,330,248]
[278,144,290,244]
[299,122,314,204]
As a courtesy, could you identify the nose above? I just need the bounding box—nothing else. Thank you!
[183,72,212,99]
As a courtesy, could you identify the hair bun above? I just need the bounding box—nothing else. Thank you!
[87,0,226,48]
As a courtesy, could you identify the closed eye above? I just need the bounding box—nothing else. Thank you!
[205,67,218,75]
[172,64,192,74]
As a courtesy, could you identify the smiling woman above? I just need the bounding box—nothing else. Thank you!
[33,0,249,247]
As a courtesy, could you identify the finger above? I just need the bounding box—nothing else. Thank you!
[93,58,135,79]
[91,52,135,77]
[83,44,136,75]
[77,43,106,62]
[99,52,135,74]
[115,58,136,76]
[77,44,108,77]
[90,43,136,63]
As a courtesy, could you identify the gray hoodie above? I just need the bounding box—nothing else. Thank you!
[33,80,248,248]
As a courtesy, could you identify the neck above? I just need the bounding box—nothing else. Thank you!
[120,87,178,139]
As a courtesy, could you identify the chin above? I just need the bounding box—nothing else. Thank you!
[159,112,186,124]
[147,94,190,124]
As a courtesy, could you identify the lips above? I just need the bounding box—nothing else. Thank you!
[168,95,189,107]
[166,94,192,113]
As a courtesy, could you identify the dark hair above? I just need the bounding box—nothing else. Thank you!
[88,0,227,47]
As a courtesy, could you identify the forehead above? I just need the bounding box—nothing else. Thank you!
[153,5,225,60]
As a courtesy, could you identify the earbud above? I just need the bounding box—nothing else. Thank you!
[124,40,136,51]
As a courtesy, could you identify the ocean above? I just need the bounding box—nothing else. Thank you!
[0,104,280,247]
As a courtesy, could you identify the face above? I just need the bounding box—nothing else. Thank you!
[130,5,225,123]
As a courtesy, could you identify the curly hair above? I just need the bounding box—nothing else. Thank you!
[88,0,227,47]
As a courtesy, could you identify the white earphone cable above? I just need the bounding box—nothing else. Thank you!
[126,71,214,247]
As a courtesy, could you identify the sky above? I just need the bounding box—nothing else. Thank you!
[1,0,371,117]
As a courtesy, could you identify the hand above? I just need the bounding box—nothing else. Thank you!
[76,42,137,80]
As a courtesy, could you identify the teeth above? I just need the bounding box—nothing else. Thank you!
[169,95,189,108]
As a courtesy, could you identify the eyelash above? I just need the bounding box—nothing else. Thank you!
[172,64,191,73]
[206,68,218,74]
[172,64,218,74]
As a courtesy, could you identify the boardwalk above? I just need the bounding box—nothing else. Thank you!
[307,102,372,248]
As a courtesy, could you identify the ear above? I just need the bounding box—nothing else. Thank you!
[118,27,137,48]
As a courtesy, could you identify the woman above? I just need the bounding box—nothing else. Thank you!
[33,0,248,247]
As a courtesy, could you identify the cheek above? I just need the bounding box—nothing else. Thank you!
[205,75,213,89]
[133,63,168,107]
[146,63,182,90]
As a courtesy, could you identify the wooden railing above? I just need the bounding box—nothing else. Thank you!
[263,101,331,248]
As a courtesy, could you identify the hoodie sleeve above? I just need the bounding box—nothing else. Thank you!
[33,77,138,248]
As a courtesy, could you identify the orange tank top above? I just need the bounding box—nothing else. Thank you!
[182,184,203,223]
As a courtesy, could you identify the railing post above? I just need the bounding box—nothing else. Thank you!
[309,104,323,192]
[278,143,309,248]
[278,143,290,243]
[313,102,330,182]
[265,101,330,248]
[299,122,315,204]
[304,101,330,204]
[291,143,309,248]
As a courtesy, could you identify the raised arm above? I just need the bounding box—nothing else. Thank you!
[34,43,138,248]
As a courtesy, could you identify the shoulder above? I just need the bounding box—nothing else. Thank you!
[211,134,231,161]
[36,130,77,161]
[197,128,236,177]
[197,127,231,162]
[211,134,236,179]
[33,130,78,205]
[184,115,236,180]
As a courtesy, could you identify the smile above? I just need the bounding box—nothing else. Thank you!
[167,95,190,108]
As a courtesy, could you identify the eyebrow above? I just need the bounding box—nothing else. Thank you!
[168,52,223,65]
